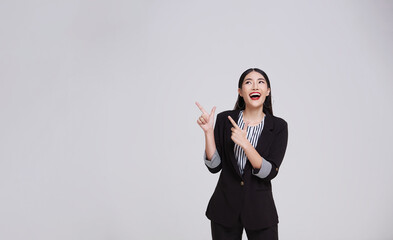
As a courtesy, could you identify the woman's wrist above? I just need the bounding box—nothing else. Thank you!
[204,128,214,135]
[241,140,252,151]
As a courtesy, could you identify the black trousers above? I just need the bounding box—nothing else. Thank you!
[211,221,278,240]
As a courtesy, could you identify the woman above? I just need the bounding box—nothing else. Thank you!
[196,68,288,240]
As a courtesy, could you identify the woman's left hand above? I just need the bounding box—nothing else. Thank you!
[228,116,250,149]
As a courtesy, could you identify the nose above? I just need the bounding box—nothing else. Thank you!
[252,81,259,90]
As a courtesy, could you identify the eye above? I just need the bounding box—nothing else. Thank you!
[244,81,251,85]
[259,80,265,84]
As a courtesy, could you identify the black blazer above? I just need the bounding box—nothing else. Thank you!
[205,109,288,230]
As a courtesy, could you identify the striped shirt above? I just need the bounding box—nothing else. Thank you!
[234,111,265,175]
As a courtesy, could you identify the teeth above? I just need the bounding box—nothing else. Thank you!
[250,93,261,97]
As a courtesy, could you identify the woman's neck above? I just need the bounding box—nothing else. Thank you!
[242,107,265,126]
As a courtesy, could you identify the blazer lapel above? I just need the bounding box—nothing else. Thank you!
[256,112,275,158]
[226,110,242,177]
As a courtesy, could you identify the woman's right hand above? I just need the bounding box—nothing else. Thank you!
[196,102,216,133]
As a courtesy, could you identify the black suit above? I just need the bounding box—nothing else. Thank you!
[206,109,288,230]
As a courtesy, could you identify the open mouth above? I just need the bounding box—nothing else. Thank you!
[249,92,261,100]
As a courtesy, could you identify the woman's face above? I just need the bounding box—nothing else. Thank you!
[238,71,270,110]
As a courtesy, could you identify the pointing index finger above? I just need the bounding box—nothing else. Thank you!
[228,116,239,129]
[195,102,208,114]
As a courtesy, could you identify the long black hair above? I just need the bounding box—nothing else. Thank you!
[234,68,273,115]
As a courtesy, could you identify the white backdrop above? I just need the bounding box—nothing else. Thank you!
[1,0,392,239]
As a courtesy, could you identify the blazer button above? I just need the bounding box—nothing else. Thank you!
[240,181,244,186]
[276,168,279,171]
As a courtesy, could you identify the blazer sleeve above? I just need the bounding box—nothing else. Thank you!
[205,113,224,173]
[262,119,288,181]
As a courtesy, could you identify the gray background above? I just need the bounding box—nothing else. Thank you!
[1,0,392,239]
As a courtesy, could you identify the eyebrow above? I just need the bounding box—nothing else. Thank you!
[245,78,266,81]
